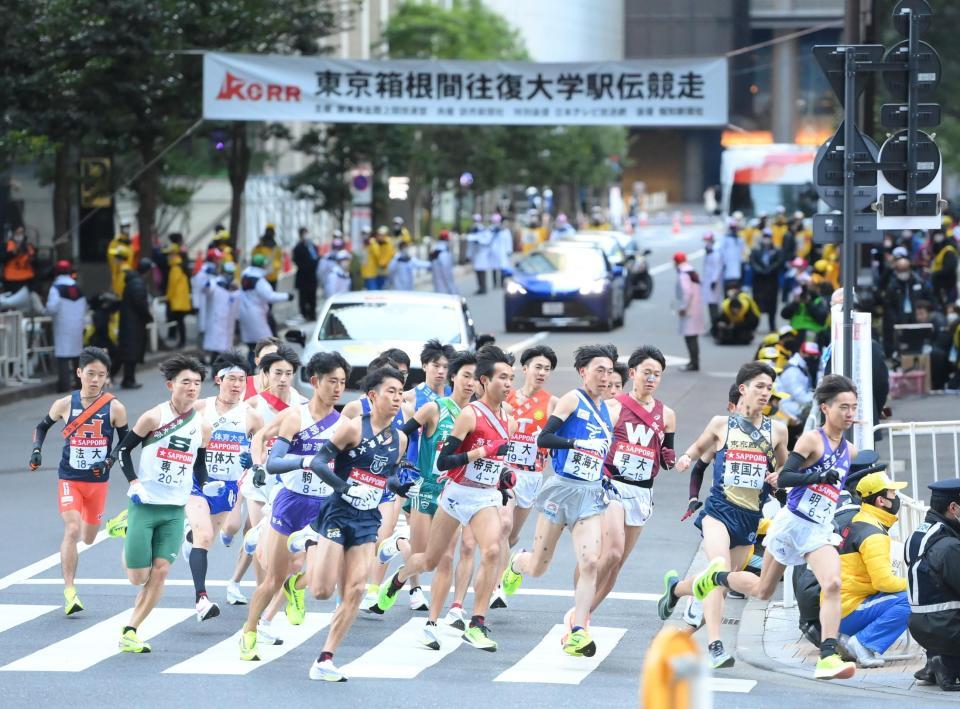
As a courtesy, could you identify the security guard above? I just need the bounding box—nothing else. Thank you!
[905,478,960,692]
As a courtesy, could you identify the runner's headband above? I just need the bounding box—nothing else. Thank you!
[217,366,247,379]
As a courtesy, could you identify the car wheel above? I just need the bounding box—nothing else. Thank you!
[634,273,654,299]
[505,317,520,333]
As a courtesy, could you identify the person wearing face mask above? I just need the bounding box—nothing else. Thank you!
[749,228,785,333]
[251,225,283,288]
[930,230,958,308]
[881,251,932,357]
[701,233,723,332]
[905,478,960,692]
[835,472,910,668]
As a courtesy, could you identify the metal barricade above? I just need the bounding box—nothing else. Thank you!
[0,311,26,385]
[873,420,960,493]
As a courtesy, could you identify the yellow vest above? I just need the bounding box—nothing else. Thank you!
[107,237,134,296]
[932,244,958,274]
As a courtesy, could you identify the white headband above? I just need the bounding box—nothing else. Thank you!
[217,366,246,379]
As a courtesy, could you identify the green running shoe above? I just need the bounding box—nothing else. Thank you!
[118,628,151,653]
[692,557,726,602]
[814,653,856,680]
[657,570,680,620]
[239,630,260,661]
[375,567,405,613]
[501,550,525,596]
[462,623,497,652]
[563,629,597,657]
[64,586,84,616]
[283,572,305,626]
[106,509,128,538]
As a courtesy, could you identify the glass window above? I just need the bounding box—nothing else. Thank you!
[319,301,463,344]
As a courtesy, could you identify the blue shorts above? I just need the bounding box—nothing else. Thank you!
[315,498,381,549]
[380,489,396,505]
[270,487,325,536]
[190,480,239,515]
[695,494,761,549]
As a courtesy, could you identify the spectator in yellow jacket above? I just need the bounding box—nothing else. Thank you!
[360,230,382,290]
[836,472,910,667]
[251,225,283,286]
[165,251,191,348]
[107,222,135,297]
[374,226,395,288]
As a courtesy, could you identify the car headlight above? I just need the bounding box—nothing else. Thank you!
[578,279,607,295]
[506,280,527,295]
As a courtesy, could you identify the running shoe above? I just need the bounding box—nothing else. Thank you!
[462,623,497,652]
[839,635,884,668]
[220,529,234,547]
[501,550,525,596]
[562,629,597,657]
[283,572,306,625]
[106,509,128,538]
[409,586,429,611]
[727,590,746,600]
[361,584,380,613]
[257,621,283,646]
[287,524,320,554]
[375,567,405,613]
[707,640,734,669]
[814,653,856,680]
[119,628,151,653]
[562,607,591,632]
[196,596,221,622]
[64,586,83,616]
[692,557,726,601]
[226,581,247,605]
[309,658,347,682]
[444,606,466,631]
[420,623,441,651]
[243,519,264,555]
[239,630,260,661]
[657,570,680,620]
[489,585,508,609]
[377,530,407,564]
[682,597,704,630]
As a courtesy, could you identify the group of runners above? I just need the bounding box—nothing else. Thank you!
[30,332,865,683]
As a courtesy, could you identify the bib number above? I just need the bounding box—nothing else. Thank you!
[796,483,839,524]
[346,468,386,510]
[564,447,604,482]
[612,441,654,481]
[505,433,538,469]
[722,449,766,490]
[464,457,502,486]
[68,436,108,470]
[297,468,332,497]
[206,435,244,480]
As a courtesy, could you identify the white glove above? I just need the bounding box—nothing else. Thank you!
[575,438,608,455]
[127,481,152,505]
[202,480,225,497]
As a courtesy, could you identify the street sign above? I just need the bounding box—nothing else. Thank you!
[878,129,940,191]
[812,45,884,104]
[892,0,932,36]
[813,121,879,189]
[79,158,112,209]
[880,103,940,129]
[877,128,942,229]
[812,213,882,245]
[817,184,875,213]
[881,40,941,101]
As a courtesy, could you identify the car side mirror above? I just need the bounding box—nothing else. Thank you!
[643,249,652,256]
[284,329,306,347]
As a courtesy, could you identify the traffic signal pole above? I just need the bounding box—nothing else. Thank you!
[842,47,857,380]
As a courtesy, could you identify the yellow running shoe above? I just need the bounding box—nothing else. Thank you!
[692,557,726,601]
[283,572,305,625]
[563,629,597,657]
[106,509,128,538]
[64,586,84,615]
[239,630,260,661]
[118,628,151,653]
[814,653,856,680]
[501,550,524,596]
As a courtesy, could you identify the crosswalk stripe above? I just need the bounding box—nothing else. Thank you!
[0,531,108,592]
[0,608,193,672]
[494,625,627,684]
[0,604,58,636]
[163,612,332,675]
[709,678,757,693]
[341,618,463,679]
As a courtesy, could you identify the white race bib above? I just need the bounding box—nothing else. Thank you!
[153,446,194,487]
[68,435,108,470]
[612,440,655,481]
[346,468,386,510]
[722,449,767,490]
[464,456,503,486]
[206,434,244,481]
[505,432,538,469]
[563,447,604,482]
[795,483,840,525]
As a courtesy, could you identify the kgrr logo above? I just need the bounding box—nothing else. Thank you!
[216,72,301,102]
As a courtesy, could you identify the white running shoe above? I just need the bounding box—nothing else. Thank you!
[309,658,347,682]
[444,606,466,631]
[196,596,221,622]
[682,596,704,630]
[377,530,407,565]
[257,621,283,646]
[226,581,247,605]
[409,586,429,611]
[360,584,379,612]
[287,524,321,554]
[243,519,265,555]
[420,623,440,650]
[220,529,234,547]
[490,585,508,609]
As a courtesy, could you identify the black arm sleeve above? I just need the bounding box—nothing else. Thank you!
[110,425,129,456]
[436,435,468,471]
[193,448,207,486]
[688,458,709,499]
[659,432,676,469]
[536,415,575,450]
[306,440,348,493]
[400,417,422,437]
[33,415,56,449]
[773,451,818,487]
[117,431,146,483]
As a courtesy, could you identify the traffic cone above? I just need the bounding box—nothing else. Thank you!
[672,215,681,234]
[683,211,692,225]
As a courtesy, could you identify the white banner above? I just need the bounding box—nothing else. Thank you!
[830,305,875,451]
[203,52,728,127]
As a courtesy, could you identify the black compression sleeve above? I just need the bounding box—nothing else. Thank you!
[400,417,422,437]
[117,431,146,482]
[436,435,468,471]
[774,451,818,487]
[193,448,207,486]
[110,425,129,456]
[536,415,575,449]
[306,440,348,492]
[33,415,56,449]
[688,458,709,499]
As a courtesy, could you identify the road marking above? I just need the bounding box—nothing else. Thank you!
[341,618,463,679]
[163,612,332,675]
[648,248,705,276]
[709,677,757,693]
[0,607,192,672]
[504,331,548,354]
[494,624,626,684]
[0,604,57,636]
[0,530,108,592]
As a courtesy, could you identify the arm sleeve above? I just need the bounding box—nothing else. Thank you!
[110,425,129,456]
[536,415,575,450]
[305,440,349,493]
[436,435,468,471]
[33,415,56,448]
[265,437,307,475]
[774,451,819,487]
[400,417,422,437]
[859,534,908,593]
[193,449,207,486]
[688,458,709,499]
[660,432,676,469]
[117,431,146,483]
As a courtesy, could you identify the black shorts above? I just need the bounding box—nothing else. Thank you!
[695,494,761,549]
[315,498,381,549]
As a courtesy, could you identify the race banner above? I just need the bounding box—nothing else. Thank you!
[203,52,728,127]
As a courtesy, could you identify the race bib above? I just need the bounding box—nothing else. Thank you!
[464,456,503,486]
[505,432,538,469]
[722,449,766,490]
[68,435,108,471]
[346,468,386,510]
[564,447,604,482]
[795,483,840,525]
[206,433,244,480]
[612,440,655,481]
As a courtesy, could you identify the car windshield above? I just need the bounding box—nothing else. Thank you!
[518,248,607,278]
[560,235,623,264]
[319,300,463,343]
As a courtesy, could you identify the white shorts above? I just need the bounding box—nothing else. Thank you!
[240,471,280,505]
[763,507,839,567]
[611,484,653,527]
[512,471,543,509]
[438,481,501,526]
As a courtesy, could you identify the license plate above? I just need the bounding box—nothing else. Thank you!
[542,302,564,315]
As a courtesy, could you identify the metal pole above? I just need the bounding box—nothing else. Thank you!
[842,47,856,380]
[906,8,918,215]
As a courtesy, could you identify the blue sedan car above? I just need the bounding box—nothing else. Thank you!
[504,244,627,332]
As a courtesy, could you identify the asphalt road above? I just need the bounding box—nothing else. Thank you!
[0,224,948,708]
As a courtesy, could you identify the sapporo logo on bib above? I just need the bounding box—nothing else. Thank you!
[723,449,766,489]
